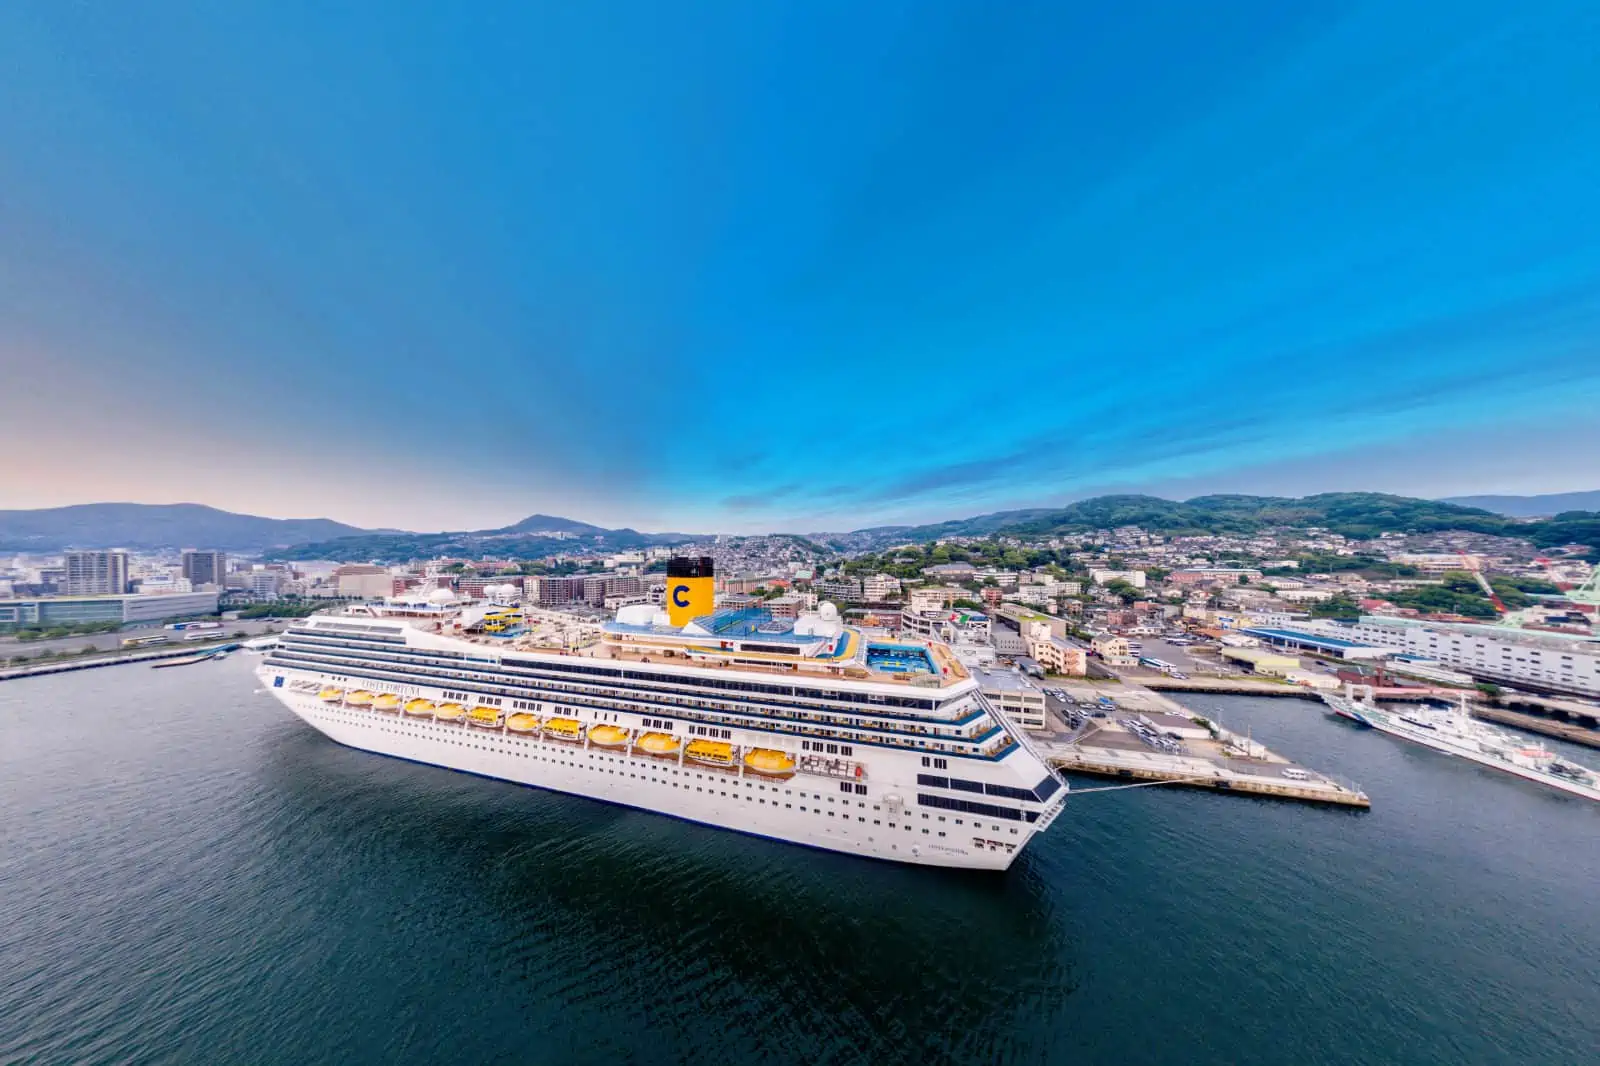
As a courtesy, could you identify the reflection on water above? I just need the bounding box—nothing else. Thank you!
[257,731,1079,1064]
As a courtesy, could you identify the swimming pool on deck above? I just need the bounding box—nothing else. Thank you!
[865,644,935,675]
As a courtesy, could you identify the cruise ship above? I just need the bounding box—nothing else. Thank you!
[256,558,1067,869]
[1323,687,1600,802]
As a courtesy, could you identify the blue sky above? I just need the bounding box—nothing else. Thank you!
[3,2,1598,533]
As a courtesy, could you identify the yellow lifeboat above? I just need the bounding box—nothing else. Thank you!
[743,748,797,778]
[318,687,344,702]
[545,717,581,741]
[636,731,681,756]
[468,705,502,728]
[345,690,374,707]
[685,739,734,766]
[507,712,541,734]
[404,698,436,717]
[588,724,631,748]
[435,702,466,722]
[374,693,401,711]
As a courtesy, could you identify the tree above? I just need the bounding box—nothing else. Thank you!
[1310,594,1361,622]
[1103,579,1140,605]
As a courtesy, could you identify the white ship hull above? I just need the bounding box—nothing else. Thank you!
[265,681,1030,870]
[1326,696,1600,802]
[1365,718,1600,802]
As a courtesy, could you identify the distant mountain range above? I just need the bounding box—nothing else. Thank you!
[5,491,1598,561]
[832,493,1518,545]
[1439,490,1600,517]
[0,504,369,552]
[265,516,696,563]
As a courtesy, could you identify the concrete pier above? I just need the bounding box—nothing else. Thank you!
[1471,705,1600,751]
[0,643,236,682]
[1036,679,1370,808]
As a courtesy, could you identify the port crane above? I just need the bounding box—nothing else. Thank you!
[1457,551,1508,614]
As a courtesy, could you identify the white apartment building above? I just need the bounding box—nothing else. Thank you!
[1390,553,1481,573]
[1006,584,1056,608]
[65,550,129,596]
[860,573,902,600]
[1306,618,1600,698]
[971,666,1048,731]
[1029,636,1087,676]
[906,586,966,614]
[813,579,861,603]
[1089,569,1146,589]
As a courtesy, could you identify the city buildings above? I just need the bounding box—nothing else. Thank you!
[860,573,902,601]
[812,578,862,603]
[181,550,228,588]
[334,565,393,599]
[1090,634,1137,665]
[1169,567,1263,586]
[1302,618,1600,698]
[64,550,129,596]
[970,666,1048,730]
[0,590,219,627]
[1089,568,1146,588]
[906,586,967,614]
[1029,636,1087,676]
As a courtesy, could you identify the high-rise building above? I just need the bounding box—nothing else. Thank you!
[64,550,129,596]
[181,549,228,588]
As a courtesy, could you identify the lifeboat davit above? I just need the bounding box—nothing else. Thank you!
[374,693,401,711]
[507,712,541,734]
[588,724,631,748]
[468,705,502,728]
[318,687,344,702]
[545,717,582,741]
[636,731,681,756]
[743,748,797,778]
[685,739,735,766]
[436,702,466,722]
[404,698,435,717]
[345,690,374,707]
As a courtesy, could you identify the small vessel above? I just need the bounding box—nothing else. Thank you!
[588,724,631,748]
[318,687,345,703]
[507,712,541,734]
[435,702,466,722]
[404,698,436,717]
[743,747,797,778]
[544,717,582,741]
[686,739,734,767]
[1323,689,1600,802]
[346,690,375,708]
[374,693,402,712]
[468,705,502,729]
[635,731,681,756]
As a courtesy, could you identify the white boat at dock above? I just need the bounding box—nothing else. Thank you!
[1323,687,1600,803]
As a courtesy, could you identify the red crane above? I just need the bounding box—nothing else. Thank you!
[1458,551,1507,613]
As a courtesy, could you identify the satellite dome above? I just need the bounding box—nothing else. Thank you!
[818,602,840,621]
[428,588,455,604]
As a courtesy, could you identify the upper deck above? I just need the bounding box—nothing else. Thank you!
[598,605,970,689]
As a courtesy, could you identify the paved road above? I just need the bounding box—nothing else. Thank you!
[1,619,286,657]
